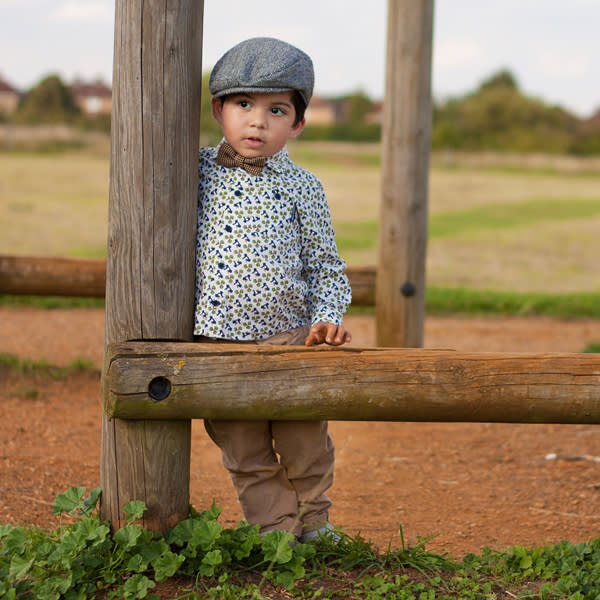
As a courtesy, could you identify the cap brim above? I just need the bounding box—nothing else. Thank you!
[211,86,309,107]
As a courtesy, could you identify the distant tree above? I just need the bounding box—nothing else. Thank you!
[432,69,580,153]
[343,89,374,126]
[15,74,80,124]
[477,69,519,93]
[571,109,600,154]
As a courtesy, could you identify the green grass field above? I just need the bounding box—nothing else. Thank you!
[2,136,600,294]
[293,143,600,294]
[0,152,110,258]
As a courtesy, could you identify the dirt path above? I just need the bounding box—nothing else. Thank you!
[1,307,600,558]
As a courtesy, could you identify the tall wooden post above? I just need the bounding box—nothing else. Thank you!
[376,0,434,347]
[100,1,203,532]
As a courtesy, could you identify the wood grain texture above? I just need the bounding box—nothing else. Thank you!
[100,0,203,534]
[376,0,434,347]
[104,342,600,424]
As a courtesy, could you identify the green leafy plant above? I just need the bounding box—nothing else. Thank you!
[2,488,600,599]
[0,488,319,599]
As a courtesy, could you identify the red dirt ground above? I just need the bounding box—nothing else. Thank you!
[1,307,600,558]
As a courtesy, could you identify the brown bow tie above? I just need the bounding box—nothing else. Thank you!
[216,142,266,176]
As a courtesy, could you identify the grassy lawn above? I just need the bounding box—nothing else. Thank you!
[0,152,109,257]
[293,143,600,293]
[2,136,600,294]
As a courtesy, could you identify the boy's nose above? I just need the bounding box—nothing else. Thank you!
[249,109,267,128]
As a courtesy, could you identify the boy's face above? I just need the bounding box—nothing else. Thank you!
[212,91,305,158]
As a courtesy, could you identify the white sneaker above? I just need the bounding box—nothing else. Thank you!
[298,523,341,544]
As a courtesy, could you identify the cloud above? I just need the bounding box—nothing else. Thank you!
[434,37,486,70]
[50,1,112,22]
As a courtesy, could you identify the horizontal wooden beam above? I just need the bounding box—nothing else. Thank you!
[0,255,106,298]
[0,255,375,305]
[104,341,600,424]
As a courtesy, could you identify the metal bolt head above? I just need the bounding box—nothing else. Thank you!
[148,376,171,401]
[401,281,416,297]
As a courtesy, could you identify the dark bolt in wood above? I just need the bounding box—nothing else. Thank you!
[401,281,416,297]
[148,377,171,401]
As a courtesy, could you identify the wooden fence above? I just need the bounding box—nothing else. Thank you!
[104,341,600,424]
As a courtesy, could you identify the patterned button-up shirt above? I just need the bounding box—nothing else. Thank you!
[194,142,352,341]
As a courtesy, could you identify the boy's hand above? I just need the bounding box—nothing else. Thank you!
[305,321,352,346]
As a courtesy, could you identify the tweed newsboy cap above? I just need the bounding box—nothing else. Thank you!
[209,37,314,107]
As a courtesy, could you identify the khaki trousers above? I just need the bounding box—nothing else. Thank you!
[200,325,334,538]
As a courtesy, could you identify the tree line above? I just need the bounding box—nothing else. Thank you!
[6,75,111,133]
[8,70,600,155]
[431,70,600,155]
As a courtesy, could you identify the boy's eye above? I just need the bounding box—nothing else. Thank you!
[271,107,285,116]
[238,100,250,108]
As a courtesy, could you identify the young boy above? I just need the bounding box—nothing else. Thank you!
[194,37,352,543]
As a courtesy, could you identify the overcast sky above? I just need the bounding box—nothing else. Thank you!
[1,0,598,117]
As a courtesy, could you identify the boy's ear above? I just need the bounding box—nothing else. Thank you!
[289,118,306,140]
[211,97,224,124]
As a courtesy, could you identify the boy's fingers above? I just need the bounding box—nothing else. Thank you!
[305,323,352,346]
[325,323,337,344]
[305,323,325,346]
[335,330,349,344]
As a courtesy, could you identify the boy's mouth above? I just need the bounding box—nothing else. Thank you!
[245,136,264,147]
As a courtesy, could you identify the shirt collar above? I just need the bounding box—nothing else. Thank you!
[264,146,290,175]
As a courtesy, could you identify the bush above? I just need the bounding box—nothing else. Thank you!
[15,74,81,125]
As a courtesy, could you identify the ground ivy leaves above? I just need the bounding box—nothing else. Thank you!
[3,486,600,598]
[52,486,102,518]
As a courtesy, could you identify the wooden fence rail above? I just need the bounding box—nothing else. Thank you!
[0,254,376,305]
[104,341,600,424]
[0,255,106,298]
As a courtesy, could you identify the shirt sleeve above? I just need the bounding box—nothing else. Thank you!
[297,176,352,325]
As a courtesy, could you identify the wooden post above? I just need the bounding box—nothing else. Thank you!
[376,0,434,347]
[100,1,203,533]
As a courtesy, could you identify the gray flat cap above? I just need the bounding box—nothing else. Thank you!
[209,37,314,107]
